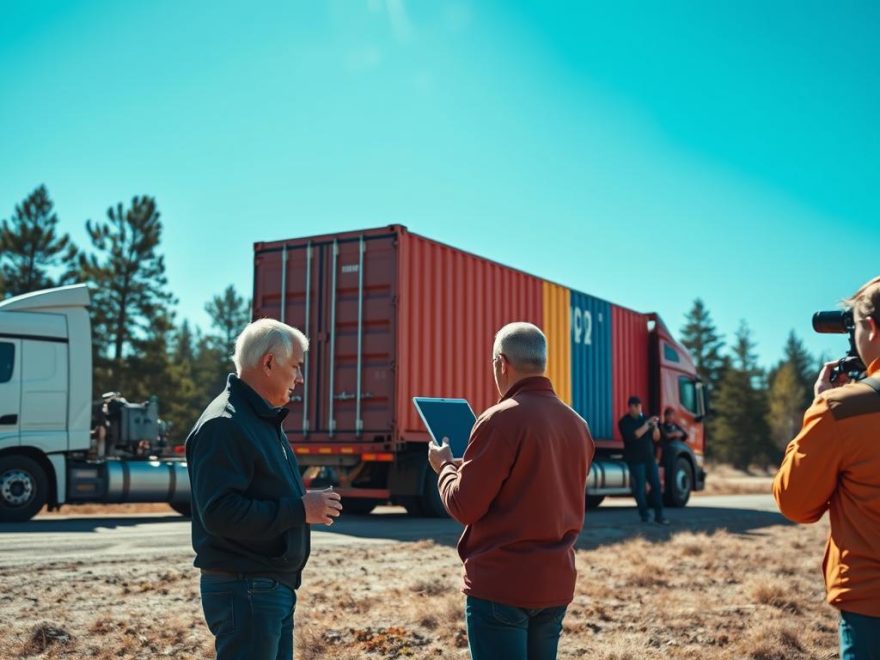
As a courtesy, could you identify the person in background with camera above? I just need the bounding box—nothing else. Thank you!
[659,406,688,479]
[774,276,880,659]
[618,396,669,525]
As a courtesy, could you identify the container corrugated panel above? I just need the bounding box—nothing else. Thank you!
[611,305,650,442]
[253,227,400,441]
[542,281,572,405]
[569,289,613,439]
[397,231,544,434]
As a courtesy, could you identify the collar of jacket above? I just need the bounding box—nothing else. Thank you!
[499,376,555,403]
[869,357,880,378]
[227,373,290,424]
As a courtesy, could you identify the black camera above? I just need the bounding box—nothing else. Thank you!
[812,309,866,382]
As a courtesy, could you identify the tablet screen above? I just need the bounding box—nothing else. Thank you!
[412,397,477,459]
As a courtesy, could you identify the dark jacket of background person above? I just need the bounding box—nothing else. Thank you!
[186,374,310,591]
[660,422,687,445]
[618,414,656,464]
[437,376,595,609]
[774,358,880,618]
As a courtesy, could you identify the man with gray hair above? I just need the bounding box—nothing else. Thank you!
[427,322,595,660]
[186,318,342,660]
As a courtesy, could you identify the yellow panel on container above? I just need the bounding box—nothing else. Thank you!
[542,281,572,405]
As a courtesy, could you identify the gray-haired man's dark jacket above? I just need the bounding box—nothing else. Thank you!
[186,374,310,590]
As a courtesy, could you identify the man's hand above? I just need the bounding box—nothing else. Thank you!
[302,487,342,526]
[427,437,455,474]
[814,361,851,398]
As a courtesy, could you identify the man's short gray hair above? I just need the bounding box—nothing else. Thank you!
[493,322,547,373]
[233,318,309,374]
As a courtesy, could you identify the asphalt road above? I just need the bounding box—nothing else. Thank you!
[0,495,786,569]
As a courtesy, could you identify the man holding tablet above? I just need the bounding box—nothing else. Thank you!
[427,322,595,660]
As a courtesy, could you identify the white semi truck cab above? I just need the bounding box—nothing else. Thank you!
[0,285,190,522]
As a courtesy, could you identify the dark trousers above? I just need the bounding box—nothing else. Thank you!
[465,595,567,660]
[200,574,296,660]
[628,460,663,521]
[840,610,880,660]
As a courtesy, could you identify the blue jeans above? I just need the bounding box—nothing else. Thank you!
[200,574,296,660]
[465,595,567,660]
[840,610,880,660]
[628,460,663,521]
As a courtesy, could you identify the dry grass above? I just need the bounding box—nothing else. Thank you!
[38,502,181,516]
[0,516,838,659]
[696,464,776,497]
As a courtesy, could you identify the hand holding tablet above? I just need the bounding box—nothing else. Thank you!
[411,397,477,459]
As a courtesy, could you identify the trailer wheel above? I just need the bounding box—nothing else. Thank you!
[664,456,693,508]
[585,495,605,509]
[415,470,448,518]
[0,455,49,522]
[169,502,192,518]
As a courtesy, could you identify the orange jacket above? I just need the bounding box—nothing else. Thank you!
[773,358,880,617]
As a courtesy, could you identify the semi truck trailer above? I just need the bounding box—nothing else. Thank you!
[252,225,707,517]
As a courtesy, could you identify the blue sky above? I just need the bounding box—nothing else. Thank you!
[1,1,877,368]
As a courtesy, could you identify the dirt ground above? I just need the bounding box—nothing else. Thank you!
[0,515,838,659]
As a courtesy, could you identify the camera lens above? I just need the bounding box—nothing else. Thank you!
[813,310,849,334]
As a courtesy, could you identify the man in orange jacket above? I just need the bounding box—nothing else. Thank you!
[774,276,880,660]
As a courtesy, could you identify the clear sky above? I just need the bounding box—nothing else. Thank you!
[1,1,877,368]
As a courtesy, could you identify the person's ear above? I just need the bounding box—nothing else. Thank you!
[869,317,879,342]
[263,353,274,372]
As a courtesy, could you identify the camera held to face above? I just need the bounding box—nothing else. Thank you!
[812,309,867,383]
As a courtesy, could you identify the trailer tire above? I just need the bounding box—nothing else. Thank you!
[585,495,605,509]
[169,502,192,518]
[664,456,694,508]
[0,455,49,522]
[415,470,448,518]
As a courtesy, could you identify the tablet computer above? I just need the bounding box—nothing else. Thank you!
[412,397,477,459]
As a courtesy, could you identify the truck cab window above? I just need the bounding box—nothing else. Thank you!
[663,343,680,362]
[679,376,697,414]
[0,342,13,383]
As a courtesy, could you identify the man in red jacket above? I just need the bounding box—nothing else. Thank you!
[428,322,595,660]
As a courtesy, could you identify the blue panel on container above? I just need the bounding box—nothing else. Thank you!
[570,290,613,440]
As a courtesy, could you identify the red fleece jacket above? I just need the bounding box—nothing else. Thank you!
[438,377,595,608]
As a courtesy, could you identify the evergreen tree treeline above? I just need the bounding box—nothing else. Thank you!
[0,185,251,440]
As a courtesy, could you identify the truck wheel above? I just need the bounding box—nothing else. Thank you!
[664,456,693,508]
[169,502,192,518]
[585,495,605,509]
[417,470,448,518]
[343,498,380,515]
[0,455,49,522]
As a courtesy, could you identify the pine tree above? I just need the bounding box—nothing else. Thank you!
[192,332,229,406]
[711,321,774,469]
[205,284,251,358]
[680,298,727,393]
[767,362,808,451]
[0,185,78,296]
[78,196,176,393]
[768,331,815,411]
[158,320,202,441]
